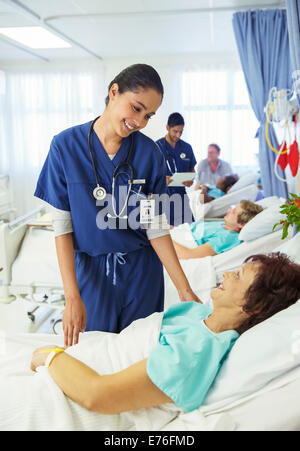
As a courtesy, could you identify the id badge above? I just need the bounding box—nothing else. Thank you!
[140,199,155,224]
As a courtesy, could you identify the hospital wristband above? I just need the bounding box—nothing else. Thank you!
[44,348,65,368]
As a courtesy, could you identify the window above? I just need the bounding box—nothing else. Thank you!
[7,71,101,169]
[182,70,260,172]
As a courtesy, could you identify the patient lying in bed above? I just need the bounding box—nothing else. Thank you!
[1,253,299,431]
[197,174,239,203]
[172,200,263,259]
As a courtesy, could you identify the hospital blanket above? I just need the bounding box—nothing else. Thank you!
[0,312,179,431]
[0,308,238,431]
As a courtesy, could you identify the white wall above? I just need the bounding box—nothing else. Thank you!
[102,52,240,142]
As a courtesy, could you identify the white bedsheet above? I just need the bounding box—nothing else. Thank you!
[2,317,299,431]
[0,312,184,431]
[11,227,62,287]
[188,184,259,219]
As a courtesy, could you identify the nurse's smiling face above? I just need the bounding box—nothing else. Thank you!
[108,83,162,138]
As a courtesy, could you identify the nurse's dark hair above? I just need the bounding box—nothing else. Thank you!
[236,252,300,335]
[105,64,164,106]
[167,112,185,127]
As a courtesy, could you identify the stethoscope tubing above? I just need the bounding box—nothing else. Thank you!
[88,117,135,217]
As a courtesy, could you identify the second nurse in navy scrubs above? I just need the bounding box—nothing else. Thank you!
[156,113,197,226]
[35,64,200,346]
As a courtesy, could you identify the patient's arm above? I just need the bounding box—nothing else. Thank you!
[31,348,171,414]
[173,241,217,260]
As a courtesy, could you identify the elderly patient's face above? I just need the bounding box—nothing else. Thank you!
[211,262,260,311]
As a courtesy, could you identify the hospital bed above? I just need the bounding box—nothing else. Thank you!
[0,207,64,333]
[0,174,15,221]
[188,172,260,220]
[0,232,299,431]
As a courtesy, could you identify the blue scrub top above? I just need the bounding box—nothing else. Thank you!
[156,138,196,226]
[156,138,197,176]
[35,121,167,256]
[190,221,241,254]
[147,302,239,412]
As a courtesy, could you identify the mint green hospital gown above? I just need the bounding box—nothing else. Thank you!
[147,302,239,412]
[190,221,241,254]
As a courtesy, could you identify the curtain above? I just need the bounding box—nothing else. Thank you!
[286,0,300,106]
[0,64,105,216]
[232,9,291,198]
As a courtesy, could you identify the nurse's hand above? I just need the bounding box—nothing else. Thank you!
[63,297,87,347]
[179,289,202,304]
[182,180,193,187]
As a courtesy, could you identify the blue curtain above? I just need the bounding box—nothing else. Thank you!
[233,9,291,198]
[286,0,300,106]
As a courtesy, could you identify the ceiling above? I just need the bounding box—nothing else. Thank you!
[0,0,286,63]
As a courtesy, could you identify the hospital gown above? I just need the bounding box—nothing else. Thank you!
[190,221,241,254]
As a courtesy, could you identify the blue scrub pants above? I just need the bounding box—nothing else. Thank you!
[75,246,164,333]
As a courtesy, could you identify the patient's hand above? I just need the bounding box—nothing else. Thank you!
[31,345,63,372]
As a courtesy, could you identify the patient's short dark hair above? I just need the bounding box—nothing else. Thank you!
[236,253,300,334]
[223,175,238,192]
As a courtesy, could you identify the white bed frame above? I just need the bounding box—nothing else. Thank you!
[0,208,64,331]
[0,174,15,221]
[188,184,259,221]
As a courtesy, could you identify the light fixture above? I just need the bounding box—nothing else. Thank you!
[0,26,72,49]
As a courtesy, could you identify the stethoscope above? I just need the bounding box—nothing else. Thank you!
[164,140,186,175]
[88,116,135,219]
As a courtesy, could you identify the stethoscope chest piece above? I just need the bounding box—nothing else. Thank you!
[93,186,107,201]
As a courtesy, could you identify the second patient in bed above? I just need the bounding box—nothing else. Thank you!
[197,174,239,203]
[173,200,263,259]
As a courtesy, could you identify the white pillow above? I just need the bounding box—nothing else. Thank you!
[239,203,284,242]
[227,172,259,193]
[256,196,285,209]
[273,233,300,264]
[203,299,300,406]
[187,190,212,221]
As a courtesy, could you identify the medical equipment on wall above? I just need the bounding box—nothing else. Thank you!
[264,87,299,181]
[88,117,135,218]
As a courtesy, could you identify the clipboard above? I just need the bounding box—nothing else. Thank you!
[168,172,195,187]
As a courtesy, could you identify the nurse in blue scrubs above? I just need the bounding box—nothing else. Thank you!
[156,113,197,226]
[35,64,200,346]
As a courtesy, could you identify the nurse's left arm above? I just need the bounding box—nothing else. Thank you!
[150,234,202,303]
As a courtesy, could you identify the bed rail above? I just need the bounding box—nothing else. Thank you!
[0,206,45,303]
